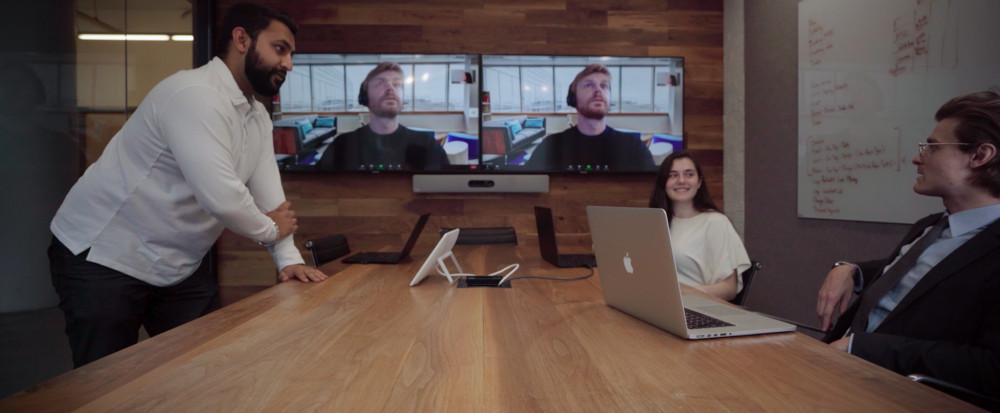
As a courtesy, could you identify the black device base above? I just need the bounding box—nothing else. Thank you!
[457,276,511,288]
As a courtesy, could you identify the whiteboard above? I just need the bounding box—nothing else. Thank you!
[797,0,1000,223]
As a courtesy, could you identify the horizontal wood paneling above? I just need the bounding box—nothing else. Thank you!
[608,11,723,31]
[214,0,725,288]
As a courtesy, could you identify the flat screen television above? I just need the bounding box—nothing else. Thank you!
[479,54,684,173]
[273,53,481,173]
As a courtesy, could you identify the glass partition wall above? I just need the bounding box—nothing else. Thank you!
[0,0,194,313]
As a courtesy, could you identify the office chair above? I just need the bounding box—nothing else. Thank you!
[303,234,351,267]
[909,374,1000,411]
[726,260,827,335]
[439,227,517,245]
[730,261,762,307]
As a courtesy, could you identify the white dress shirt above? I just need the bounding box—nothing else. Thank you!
[51,57,303,287]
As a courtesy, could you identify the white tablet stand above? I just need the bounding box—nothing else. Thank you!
[433,250,463,284]
[410,228,462,286]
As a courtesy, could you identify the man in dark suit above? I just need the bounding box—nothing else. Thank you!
[816,90,1000,396]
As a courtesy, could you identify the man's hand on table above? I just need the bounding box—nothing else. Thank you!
[279,264,328,283]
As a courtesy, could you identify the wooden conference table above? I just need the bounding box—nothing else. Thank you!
[0,244,976,412]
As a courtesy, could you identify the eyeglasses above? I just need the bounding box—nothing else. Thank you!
[917,142,973,159]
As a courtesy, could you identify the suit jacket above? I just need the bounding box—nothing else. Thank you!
[824,212,1000,396]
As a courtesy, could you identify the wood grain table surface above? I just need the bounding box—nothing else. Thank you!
[0,244,978,412]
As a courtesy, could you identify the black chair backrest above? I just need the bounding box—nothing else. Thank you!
[304,234,350,267]
[439,227,517,245]
[730,261,761,307]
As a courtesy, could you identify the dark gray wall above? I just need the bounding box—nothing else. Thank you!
[0,1,79,312]
[741,1,921,330]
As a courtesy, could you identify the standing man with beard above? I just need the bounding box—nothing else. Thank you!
[48,2,326,368]
[525,64,654,171]
[318,62,449,171]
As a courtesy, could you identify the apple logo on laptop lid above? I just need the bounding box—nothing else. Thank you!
[623,252,634,274]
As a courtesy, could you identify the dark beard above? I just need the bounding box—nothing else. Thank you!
[577,100,608,120]
[369,97,400,119]
[244,41,282,97]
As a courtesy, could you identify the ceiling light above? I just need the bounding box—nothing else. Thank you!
[78,33,192,42]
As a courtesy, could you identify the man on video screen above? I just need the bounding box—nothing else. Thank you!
[318,62,448,171]
[525,64,654,171]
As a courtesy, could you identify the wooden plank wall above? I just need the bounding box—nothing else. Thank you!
[213,0,725,292]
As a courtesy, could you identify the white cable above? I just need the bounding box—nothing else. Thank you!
[496,264,519,285]
[436,263,520,285]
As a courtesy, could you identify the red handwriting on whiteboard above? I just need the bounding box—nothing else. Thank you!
[808,78,850,126]
[808,19,834,67]
[890,3,935,76]
[806,136,898,216]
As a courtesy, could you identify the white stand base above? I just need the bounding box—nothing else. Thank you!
[436,251,463,284]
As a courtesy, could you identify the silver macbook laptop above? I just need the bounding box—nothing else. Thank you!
[586,206,795,339]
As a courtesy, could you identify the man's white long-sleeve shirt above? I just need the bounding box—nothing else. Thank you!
[51,57,303,287]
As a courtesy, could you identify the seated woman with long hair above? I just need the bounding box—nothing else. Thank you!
[648,150,750,301]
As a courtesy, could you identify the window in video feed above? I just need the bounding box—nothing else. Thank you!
[273,54,481,173]
[480,55,683,173]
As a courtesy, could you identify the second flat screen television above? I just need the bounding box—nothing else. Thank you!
[480,55,684,173]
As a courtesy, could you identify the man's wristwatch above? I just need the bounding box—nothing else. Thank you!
[833,261,863,293]
[257,220,280,248]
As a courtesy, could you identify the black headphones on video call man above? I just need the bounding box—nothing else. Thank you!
[357,82,369,107]
[566,86,577,108]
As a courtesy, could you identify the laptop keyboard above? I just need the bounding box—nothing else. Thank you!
[342,251,401,264]
[684,309,734,329]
